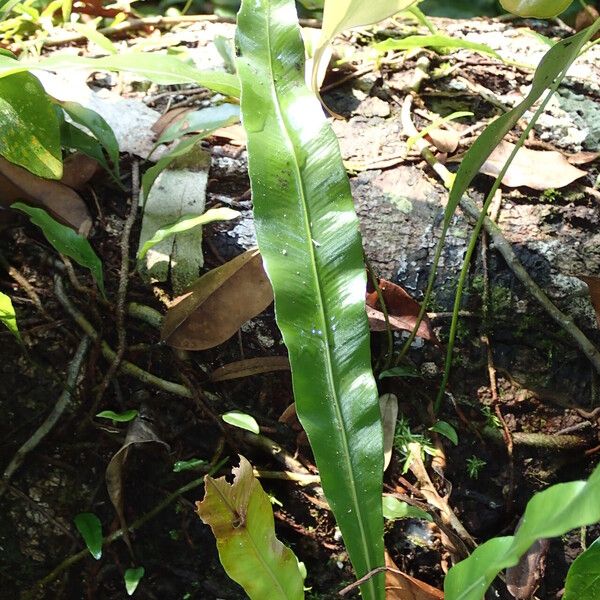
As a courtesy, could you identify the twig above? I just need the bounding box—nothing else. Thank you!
[0,336,90,498]
[0,253,49,318]
[253,469,321,485]
[482,426,589,450]
[90,162,139,417]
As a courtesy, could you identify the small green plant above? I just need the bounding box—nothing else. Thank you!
[466,456,487,479]
[393,416,437,473]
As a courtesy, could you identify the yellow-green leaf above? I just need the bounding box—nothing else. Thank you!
[499,0,574,18]
[0,291,19,339]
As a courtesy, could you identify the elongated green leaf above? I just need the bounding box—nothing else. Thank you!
[71,23,118,54]
[221,411,260,434]
[197,456,305,600]
[96,410,139,423]
[445,464,600,600]
[429,421,458,445]
[564,538,600,600]
[0,54,240,98]
[237,1,384,598]
[373,35,501,60]
[74,512,103,560]
[499,0,574,18]
[312,0,417,89]
[137,208,239,259]
[382,496,432,522]
[0,291,19,339]
[124,567,145,596]
[13,202,105,297]
[0,72,62,179]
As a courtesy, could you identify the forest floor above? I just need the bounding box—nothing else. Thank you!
[1,12,600,600]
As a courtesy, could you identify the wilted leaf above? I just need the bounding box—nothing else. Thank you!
[222,411,260,434]
[74,512,103,560]
[380,393,398,471]
[12,203,104,296]
[0,156,92,234]
[0,72,62,179]
[563,537,600,600]
[480,141,586,190]
[161,249,274,350]
[0,291,19,339]
[106,415,169,551]
[96,409,139,423]
[382,496,432,522]
[196,456,305,600]
[211,356,290,382]
[579,276,600,327]
[137,207,239,260]
[366,279,438,343]
[385,552,444,599]
[124,567,145,596]
[506,537,550,600]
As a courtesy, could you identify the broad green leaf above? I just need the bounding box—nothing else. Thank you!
[137,208,239,259]
[0,291,19,339]
[564,538,600,600]
[312,0,417,89]
[445,464,600,600]
[124,567,145,596]
[157,103,240,144]
[197,456,305,600]
[0,72,62,179]
[96,410,139,423]
[12,202,105,297]
[382,496,432,522]
[58,100,121,180]
[499,0,574,18]
[237,1,385,598]
[429,421,458,445]
[221,411,260,434]
[0,54,240,98]
[373,35,501,60]
[74,512,103,560]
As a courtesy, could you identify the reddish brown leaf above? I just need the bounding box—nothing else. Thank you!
[211,124,247,146]
[385,552,444,599]
[0,156,92,235]
[211,356,290,382]
[506,538,550,600]
[580,276,600,326]
[61,153,101,191]
[161,248,274,350]
[366,279,438,343]
[152,107,194,138]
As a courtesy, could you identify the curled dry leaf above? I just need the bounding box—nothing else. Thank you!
[506,537,550,600]
[425,129,460,154]
[480,141,586,190]
[151,107,194,139]
[0,156,92,235]
[579,276,600,326]
[105,414,169,553]
[161,248,274,350]
[211,356,290,382]
[366,278,438,343]
[385,551,444,600]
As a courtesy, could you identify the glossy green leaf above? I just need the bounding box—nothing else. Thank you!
[74,512,103,560]
[0,72,62,179]
[312,0,417,89]
[137,208,239,259]
[12,202,105,297]
[237,1,384,598]
[173,458,208,472]
[96,410,139,423]
[0,291,19,339]
[499,0,574,18]
[197,456,305,600]
[0,54,240,98]
[429,421,458,445]
[221,411,260,434]
[58,100,121,180]
[124,567,145,596]
[156,103,240,145]
[379,365,420,379]
[445,464,600,600]
[373,35,501,60]
[564,538,600,600]
[382,496,432,522]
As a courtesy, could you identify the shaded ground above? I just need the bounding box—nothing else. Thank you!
[1,13,600,600]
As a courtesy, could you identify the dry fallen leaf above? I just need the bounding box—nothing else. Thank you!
[151,107,194,138]
[425,129,460,154]
[480,141,586,190]
[506,531,550,599]
[211,356,290,382]
[580,275,600,326]
[161,248,274,350]
[385,552,444,600]
[366,279,438,343]
[380,393,398,472]
[211,124,247,146]
[0,156,92,235]
[60,153,101,191]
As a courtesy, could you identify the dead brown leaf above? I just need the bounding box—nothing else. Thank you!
[105,414,169,554]
[0,156,92,235]
[480,141,586,190]
[151,107,194,138]
[380,393,398,471]
[61,153,101,191]
[366,279,438,343]
[210,124,247,146]
[211,356,290,382]
[566,151,600,166]
[580,275,600,326]
[161,248,274,350]
[506,537,550,600]
[425,128,459,154]
[385,552,444,600]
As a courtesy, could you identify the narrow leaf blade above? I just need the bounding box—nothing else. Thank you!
[0,291,19,339]
[74,512,103,560]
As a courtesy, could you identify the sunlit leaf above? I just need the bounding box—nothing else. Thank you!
[0,291,19,339]
[124,567,145,596]
[96,410,139,423]
[237,1,384,598]
[563,537,600,600]
[197,456,305,600]
[74,512,103,560]
[222,411,260,434]
[499,0,574,18]
[382,496,432,522]
[12,202,105,297]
